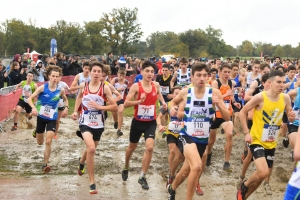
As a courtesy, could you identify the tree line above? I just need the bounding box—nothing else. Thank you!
[0,7,300,58]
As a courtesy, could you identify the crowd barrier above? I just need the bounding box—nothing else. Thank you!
[0,74,142,122]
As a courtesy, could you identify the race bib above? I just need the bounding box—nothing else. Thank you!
[186,118,210,138]
[261,124,280,142]
[58,98,64,108]
[39,105,55,119]
[137,105,154,120]
[160,86,170,95]
[83,110,103,127]
[293,109,300,120]
[234,88,239,95]
[168,121,182,133]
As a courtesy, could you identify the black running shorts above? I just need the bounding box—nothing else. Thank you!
[177,135,207,158]
[166,134,178,145]
[249,144,275,168]
[17,99,32,114]
[36,116,57,133]
[129,118,156,143]
[79,125,104,141]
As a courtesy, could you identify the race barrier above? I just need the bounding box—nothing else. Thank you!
[0,74,141,122]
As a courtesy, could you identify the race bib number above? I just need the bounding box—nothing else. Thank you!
[234,88,239,95]
[293,109,300,120]
[58,98,64,107]
[168,121,182,133]
[137,105,154,120]
[160,86,170,95]
[83,111,103,127]
[186,118,210,138]
[261,124,280,142]
[39,105,55,119]
[215,100,230,111]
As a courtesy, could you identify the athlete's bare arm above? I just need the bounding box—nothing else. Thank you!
[288,88,297,102]
[156,112,167,132]
[294,125,300,160]
[70,74,80,91]
[27,85,45,116]
[100,85,118,112]
[71,82,85,120]
[284,94,295,122]
[170,88,188,117]
[124,83,141,108]
[154,82,166,106]
[212,88,230,121]
[244,80,259,102]
[108,83,122,102]
[110,77,116,85]
[60,88,69,117]
[170,71,177,89]
[14,82,23,90]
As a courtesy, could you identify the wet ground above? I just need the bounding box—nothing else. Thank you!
[0,114,294,200]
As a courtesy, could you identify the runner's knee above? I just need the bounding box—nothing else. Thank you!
[145,144,154,153]
[87,146,96,154]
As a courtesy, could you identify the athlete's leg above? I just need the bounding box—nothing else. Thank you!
[171,158,190,190]
[124,142,138,168]
[240,147,252,178]
[112,111,118,125]
[44,130,55,164]
[117,104,124,130]
[207,129,217,154]
[141,138,155,173]
[54,110,63,138]
[221,121,233,162]
[288,132,298,148]
[264,167,273,183]
[13,105,23,125]
[281,123,288,137]
[169,143,183,177]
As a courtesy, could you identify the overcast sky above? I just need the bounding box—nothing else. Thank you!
[2,0,300,48]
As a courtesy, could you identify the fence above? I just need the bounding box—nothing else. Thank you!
[0,74,144,123]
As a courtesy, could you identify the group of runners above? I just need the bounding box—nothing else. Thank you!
[9,56,300,200]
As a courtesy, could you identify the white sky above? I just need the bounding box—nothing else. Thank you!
[2,0,300,47]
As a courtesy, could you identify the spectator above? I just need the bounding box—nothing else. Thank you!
[67,56,81,75]
[112,59,120,74]
[137,59,144,74]
[28,61,39,82]
[20,64,28,80]
[107,52,116,75]
[0,63,8,89]
[56,52,64,70]
[118,52,128,69]
[125,57,133,76]
[36,61,45,82]
[9,62,23,86]
[156,58,162,74]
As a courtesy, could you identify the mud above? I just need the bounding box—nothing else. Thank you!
[0,114,294,200]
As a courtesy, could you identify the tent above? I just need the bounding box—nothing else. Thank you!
[24,50,41,62]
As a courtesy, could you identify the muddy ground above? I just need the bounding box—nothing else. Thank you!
[0,113,294,200]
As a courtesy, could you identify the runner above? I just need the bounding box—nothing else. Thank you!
[237,70,295,200]
[284,126,300,200]
[156,86,183,189]
[245,59,261,92]
[70,61,91,93]
[54,76,71,139]
[71,61,117,194]
[208,68,218,86]
[155,64,172,104]
[11,71,37,131]
[206,63,241,170]
[27,66,68,173]
[170,57,191,88]
[110,68,129,137]
[167,63,230,200]
[121,60,167,190]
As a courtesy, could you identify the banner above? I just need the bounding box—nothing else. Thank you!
[50,38,57,57]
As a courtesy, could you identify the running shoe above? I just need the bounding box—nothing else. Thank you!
[223,162,232,171]
[11,125,17,131]
[78,157,85,176]
[122,169,128,181]
[195,182,204,196]
[206,153,212,166]
[241,150,248,164]
[32,129,36,138]
[237,181,248,200]
[42,164,51,174]
[117,130,123,137]
[264,182,272,195]
[114,122,118,129]
[236,176,245,189]
[162,132,167,138]
[166,175,173,188]
[76,130,83,140]
[167,184,176,200]
[89,183,98,194]
[138,177,149,190]
[53,135,58,140]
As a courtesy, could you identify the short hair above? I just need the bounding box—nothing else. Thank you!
[142,60,156,70]
[102,65,111,75]
[253,59,260,65]
[275,66,284,71]
[209,68,218,74]
[220,63,231,71]
[27,71,34,76]
[45,65,63,77]
[171,85,182,93]
[122,52,127,56]
[118,68,126,75]
[261,73,269,83]
[231,63,239,68]
[89,61,103,72]
[268,70,285,80]
[179,57,188,64]
[287,65,296,72]
[107,52,112,56]
[82,61,90,68]
[162,64,170,69]
[260,63,270,71]
[174,63,179,67]
[286,59,291,62]
[275,56,281,60]
[191,63,209,75]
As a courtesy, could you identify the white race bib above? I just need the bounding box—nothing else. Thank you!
[39,105,55,119]
[261,124,280,142]
[137,105,154,120]
[83,111,103,127]
[168,121,182,133]
[186,118,210,138]
[58,98,64,108]
[160,86,170,95]
[293,110,300,120]
[234,88,239,95]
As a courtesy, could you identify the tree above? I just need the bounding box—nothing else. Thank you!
[49,20,69,53]
[84,21,106,55]
[179,29,207,57]
[282,44,293,58]
[273,45,285,57]
[240,40,253,56]
[226,45,237,57]
[205,25,228,57]
[100,7,143,54]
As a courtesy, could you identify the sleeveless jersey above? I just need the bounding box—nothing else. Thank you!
[215,79,233,118]
[180,87,215,144]
[292,87,300,127]
[57,81,69,108]
[78,73,91,85]
[252,78,264,96]
[79,82,105,128]
[246,72,261,91]
[113,77,129,100]
[288,161,300,189]
[20,81,35,103]
[177,68,191,86]
[284,77,297,93]
[134,81,157,121]
[36,83,61,120]
[231,75,241,102]
[165,102,181,138]
[251,91,285,149]
[156,74,172,96]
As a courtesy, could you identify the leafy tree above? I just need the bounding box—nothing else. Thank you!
[282,44,293,58]
[261,43,274,57]
[84,21,106,55]
[273,45,285,57]
[205,25,228,57]
[179,29,207,57]
[240,40,253,56]
[100,7,143,55]
[226,45,237,57]
[49,20,69,53]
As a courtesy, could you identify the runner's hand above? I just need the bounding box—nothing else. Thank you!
[245,133,252,144]
[167,94,173,99]
[162,103,167,110]
[31,108,38,116]
[170,106,178,117]
[158,125,166,132]
[140,93,146,103]
[233,102,241,109]
[71,112,78,120]
[212,93,219,106]
[225,89,233,97]
[288,108,296,122]
[88,100,99,109]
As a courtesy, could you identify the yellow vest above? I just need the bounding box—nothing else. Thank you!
[251,91,285,149]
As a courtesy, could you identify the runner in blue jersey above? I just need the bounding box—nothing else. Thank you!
[27,66,68,174]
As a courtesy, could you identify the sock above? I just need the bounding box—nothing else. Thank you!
[140,171,145,179]
[14,123,17,126]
